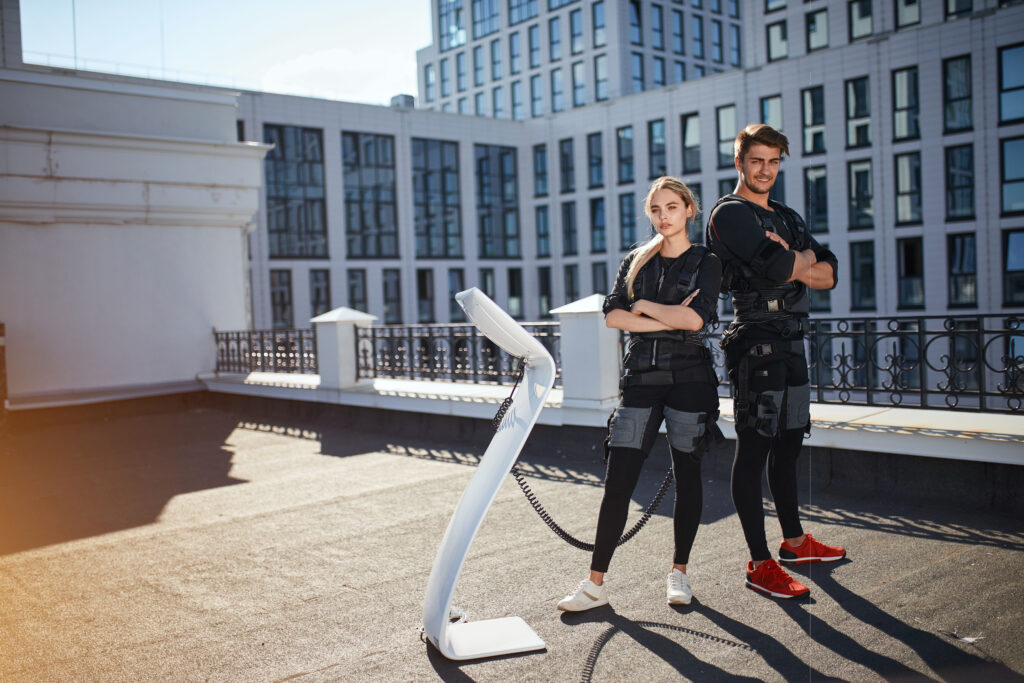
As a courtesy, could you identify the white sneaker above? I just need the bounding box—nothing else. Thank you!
[667,568,692,605]
[557,578,609,612]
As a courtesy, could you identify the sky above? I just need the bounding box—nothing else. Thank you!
[18,0,433,105]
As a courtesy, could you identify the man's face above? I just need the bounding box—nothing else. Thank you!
[735,142,783,196]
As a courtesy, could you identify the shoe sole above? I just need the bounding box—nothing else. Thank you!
[778,552,846,565]
[745,579,809,599]
[667,596,692,605]
[557,597,608,612]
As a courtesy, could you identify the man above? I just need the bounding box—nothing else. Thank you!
[706,123,845,599]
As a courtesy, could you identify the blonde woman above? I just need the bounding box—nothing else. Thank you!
[558,177,723,612]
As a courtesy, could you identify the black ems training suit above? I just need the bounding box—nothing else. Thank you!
[706,194,838,562]
[592,245,724,573]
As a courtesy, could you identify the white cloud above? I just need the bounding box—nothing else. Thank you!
[260,47,418,105]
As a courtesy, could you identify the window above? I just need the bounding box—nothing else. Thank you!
[491,39,502,79]
[594,54,608,100]
[475,144,520,258]
[806,9,827,52]
[536,205,551,256]
[264,125,329,259]
[562,201,578,255]
[687,182,703,243]
[270,270,293,329]
[648,119,667,178]
[591,262,608,294]
[510,32,522,74]
[458,97,468,114]
[412,138,462,258]
[593,1,606,47]
[893,67,920,140]
[564,264,579,303]
[999,43,1024,124]
[718,177,733,200]
[761,95,782,132]
[417,269,435,323]
[508,268,524,318]
[804,166,827,233]
[653,56,666,87]
[679,113,701,174]
[534,144,548,196]
[512,81,525,119]
[570,9,584,54]
[549,0,577,8]
[440,58,451,97]
[848,159,873,229]
[948,233,977,307]
[492,86,504,118]
[850,241,875,310]
[617,126,635,183]
[848,0,872,40]
[559,138,575,193]
[629,0,643,45]
[538,266,552,318]
[473,0,500,38]
[631,52,645,93]
[943,56,972,132]
[309,270,331,318]
[766,0,785,10]
[551,68,565,111]
[591,198,607,252]
[672,10,684,54]
[768,171,785,204]
[474,45,484,86]
[767,21,787,62]
[729,24,741,66]
[347,269,367,313]
[619,193,637,249]
[895,0,920,28]
[717,105,736,168]
[692,16,705,58]
[895,152,922,224]
[897,237,924,309]
[440,0,467,50]
[711,20,723,62]
[529,24,541,68]
[946,0,972,18]
[572,61,586,106]
[341,131,394,258]
[509,0,538,24]
[1004,230,1024,305]
[693,64,705,79]
[456,53,467,91]
[845,77,871,148]
[1002,137,1024,215]
[448,268,466,322]
[550,16,562,60]
[802,86,825,155]
[946,144,974,220]
[588,132,604,187]
[383,269,403,323]
[531,74,544,116]
[479,268,495,299]
[475,91,485,115]
[652,4,665,50]
[674,61,686,83]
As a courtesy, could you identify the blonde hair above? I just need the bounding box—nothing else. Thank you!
[624,177,700,299]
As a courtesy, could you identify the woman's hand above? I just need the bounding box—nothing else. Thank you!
[630,299,651,316]
[765,230,789,250]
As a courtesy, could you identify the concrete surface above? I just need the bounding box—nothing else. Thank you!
[1,401,1022,682]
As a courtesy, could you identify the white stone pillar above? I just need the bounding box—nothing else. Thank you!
[551,294,621,411]
[311,307,377,391]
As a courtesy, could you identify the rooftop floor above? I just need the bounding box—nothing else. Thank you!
[1,401,1022,681]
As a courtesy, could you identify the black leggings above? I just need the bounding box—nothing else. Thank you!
[590,382,718,573]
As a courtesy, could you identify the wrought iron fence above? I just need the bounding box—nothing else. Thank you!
[214,328,317,374]
[356,322,562,386]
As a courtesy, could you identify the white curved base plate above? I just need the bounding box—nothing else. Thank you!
[443,617,546,660]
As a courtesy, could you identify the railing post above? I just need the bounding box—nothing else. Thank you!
[551,295,620,411]
[0,322,7,424]
[311,307,378,391]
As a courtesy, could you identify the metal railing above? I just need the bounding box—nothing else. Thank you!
[356,322,562,386]
[214,328,317,374]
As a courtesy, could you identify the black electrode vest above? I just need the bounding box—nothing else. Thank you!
[708,195,810,324]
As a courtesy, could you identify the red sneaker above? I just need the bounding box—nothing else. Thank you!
[779,533,846,565]
[746,559,810,599]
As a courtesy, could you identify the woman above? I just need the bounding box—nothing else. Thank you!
[558,177,723,611]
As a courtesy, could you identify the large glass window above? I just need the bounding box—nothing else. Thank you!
[550,16,562,61]
[456,53,467,92]
[440,58,451,97]
[769,171,785,204]
[943,55,972,132]
[648,119,667,178]
[850,241,875,310]
[593,1,607,47]
[692,16,705,58]
[652,4,665,50]
[946,0,972,18]
[479,268,496,299]
[440,0,467,51]
[948,233,977,307]
[845,77,870,148]
[509,32,522,74]
[802,86,825,155]
[618,126,635,183]
[619,193,637,249]
[531,74,543,117]
[448,268,466,322]
[895,152,922,225]
[897,237,925,309]
[572,61,586,106]
[270,269,293,329]
[347,269,367,313]
[1002,137,1024,215]
[760,96,782,132]
[895,0,920,28]
[538,266,552,318]
[491,38,502,80]
[1004,230,1024,305]
[570,8,584,54]
[508,268,524,319]
[806,9,828,52]
[767,21,787,62]
[529,24,541,68]
[536,205,551,257]
[475,144,521,258]
[310,269,331,317]
[511,80,525,120]
[560,138,575,193]
[564,264,579,303]
[716,105,736,168]
[562,201,578,255]
[594,54,608,101]
[509,0,538,24]
[999,43,1024,124]
[629,0,643,45]
[766,0,786,10]
[672,10,684,54]
[588,132,604,187]
[266,125,328,259]
[804,166,827,233]
[848,159,873,230]
[551,68,565,111]
[533,144,548,196]
[382,269,402,324]
[492,85,504,118]
[473,0,500,38]
[475,91,485,115]
[341,130,394,258]
[591,198,607,252]
[473,45,484,86]
[893,66,920,140]
[946,144,974,220]
[591,261,608,295]
[848,0,872,40]
[653,56,666,88]
[729,24,741,66]
[631,52,645,93]
[417,269,435,323]
[411,137,462,258]
[710,19,723,62]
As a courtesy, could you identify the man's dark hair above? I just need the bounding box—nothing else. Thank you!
[734,123,790,161]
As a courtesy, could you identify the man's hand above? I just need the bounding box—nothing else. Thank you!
[765,230,789,250]
[682,289,700,307]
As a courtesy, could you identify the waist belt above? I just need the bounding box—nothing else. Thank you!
[621,362,717,388]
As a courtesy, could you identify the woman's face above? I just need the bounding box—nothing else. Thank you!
[648,187,694,240]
